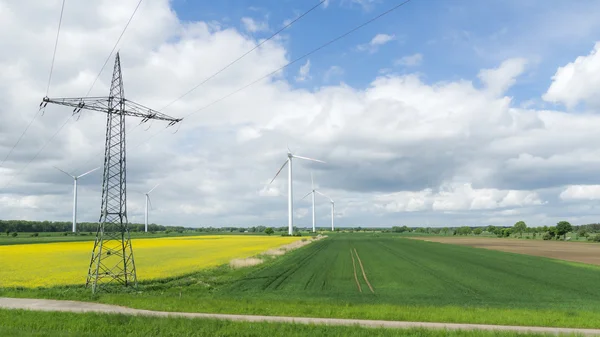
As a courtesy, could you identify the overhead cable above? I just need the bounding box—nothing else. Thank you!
[132,0,414,148]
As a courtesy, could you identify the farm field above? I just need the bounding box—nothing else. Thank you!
[411,236,600,266]
[4,234,600,329]
[0,310,572,337]
[223,235,600,311]
[0,235,303,287]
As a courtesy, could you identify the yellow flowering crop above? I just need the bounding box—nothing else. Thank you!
[0,235,303,288]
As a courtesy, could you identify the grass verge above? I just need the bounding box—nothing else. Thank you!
[0,309,584,337]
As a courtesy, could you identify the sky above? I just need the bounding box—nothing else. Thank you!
[2,0,600,228]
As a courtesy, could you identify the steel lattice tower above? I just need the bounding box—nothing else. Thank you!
[41,53,182,292]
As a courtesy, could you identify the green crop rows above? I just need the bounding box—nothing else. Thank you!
[225,235,600,311]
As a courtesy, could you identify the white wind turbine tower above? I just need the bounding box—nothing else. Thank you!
[300,172,318,233]
[144,184,159,233]
[269,149,325,235]
[54,166,100,233]
[315,191,335,231]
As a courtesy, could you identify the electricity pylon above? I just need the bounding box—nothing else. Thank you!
[41,53,182,293]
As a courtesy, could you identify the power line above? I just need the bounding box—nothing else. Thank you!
[1,0,145,190]
[1,115,74,190]
[84,0,144,97]
[132,0,414,148]
[0,0,66,170]
[187,0,413,118]
[46,0,67,96]
[158,0,327,112]
[73,1,326,171]
[0,110,42,169]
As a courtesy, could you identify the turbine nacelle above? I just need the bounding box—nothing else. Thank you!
[54,166,100,233]
[267,148,325,235]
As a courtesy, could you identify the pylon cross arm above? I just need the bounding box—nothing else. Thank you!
[41,96,183,125]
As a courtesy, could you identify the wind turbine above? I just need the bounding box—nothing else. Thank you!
[144,184,159,233]
[54,166,100,233]
[300,172,317,233]
[269,149,325,235]
[315,191,335,231]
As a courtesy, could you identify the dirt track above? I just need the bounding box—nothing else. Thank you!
[413,237,600,266]
[1,297,600,335]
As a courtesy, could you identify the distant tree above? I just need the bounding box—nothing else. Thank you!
[5,230,9,236]
[513,221,527,238]
[11,232,17,237]
[547,226,557,239]
[556,221,573,241]
[456,226,472,235]
[473,228,483,235]
[486,225,497,234]
[501,228,512,238]
[264,227,274,236]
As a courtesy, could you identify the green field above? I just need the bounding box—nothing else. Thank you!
[0,310,578,337]
[2,234,600,328]
[225,235,600,309]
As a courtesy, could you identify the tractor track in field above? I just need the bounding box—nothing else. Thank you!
[353,248,374,294]
[350,249,362,293]
[2,297,600,335]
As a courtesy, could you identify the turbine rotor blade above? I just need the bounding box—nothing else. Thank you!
[147,183,160,194]
[77,166,100,178]
[54,166,75,179]
[269,159,289,185]
[292,154,325,164]
[315,190,333,203]
[300,191,312,201]
[148,195,154,210]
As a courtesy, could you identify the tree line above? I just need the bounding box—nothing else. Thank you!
[0,220,299,235]
[0,220,190,234]
[386,221,600,241]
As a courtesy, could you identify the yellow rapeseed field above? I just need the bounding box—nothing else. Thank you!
[0,235,303,288]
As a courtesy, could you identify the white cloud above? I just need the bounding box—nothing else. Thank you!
[560,185,600,200]
[241,17,269,33]
[395,53,423,67]
[295,60,311,82]
[357,33,395,53]
[477,57,528,96]
[1,1,600,228]
[371,33,395,46]
[543,42,600,109]
[323,65,344,82]
[375,183,543,213]
[348,0,380,11]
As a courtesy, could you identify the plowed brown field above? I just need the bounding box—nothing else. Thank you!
[412,236,600,266]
